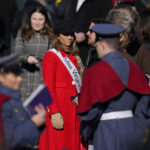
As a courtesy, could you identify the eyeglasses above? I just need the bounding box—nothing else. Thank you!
[88,29,93,33]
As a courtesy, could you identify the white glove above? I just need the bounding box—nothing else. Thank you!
[51,113,64,129]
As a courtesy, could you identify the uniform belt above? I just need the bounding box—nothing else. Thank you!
[100,110,133,120]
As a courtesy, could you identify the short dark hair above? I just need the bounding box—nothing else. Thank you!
[104,39,121,50]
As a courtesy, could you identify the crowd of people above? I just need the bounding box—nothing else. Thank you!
[1,0,150,150]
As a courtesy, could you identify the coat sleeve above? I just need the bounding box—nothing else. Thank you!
[42,51,60,115]
[134,95,150,118]
[78,104,103,140]
[2,102,40,148]
[14,31,27,62]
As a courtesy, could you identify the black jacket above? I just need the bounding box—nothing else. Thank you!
[64,0,113,32]
[0,0,18,50]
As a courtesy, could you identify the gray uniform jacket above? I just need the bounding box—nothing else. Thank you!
[1,84,41,150]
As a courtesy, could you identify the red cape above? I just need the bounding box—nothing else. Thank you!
[0,94,10,143]
[77,61,150,114]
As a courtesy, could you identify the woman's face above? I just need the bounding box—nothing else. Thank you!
[59,34,74,48]
[0,73,22,90]
[31,12,46,31]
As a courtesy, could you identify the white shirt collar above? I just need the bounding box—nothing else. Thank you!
[76,0,86,12]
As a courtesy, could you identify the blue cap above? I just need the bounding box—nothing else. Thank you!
[0,54,22,75]
[91,24,124,40]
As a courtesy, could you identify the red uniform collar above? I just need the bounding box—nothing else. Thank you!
[77,61,150,114]
[0,94,10,143]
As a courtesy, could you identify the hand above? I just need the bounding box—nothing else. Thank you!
[27,56,39,64]
[31,104,46,127]
[72,96,78,106]
[51,113,64,129]
[75,32,86,43]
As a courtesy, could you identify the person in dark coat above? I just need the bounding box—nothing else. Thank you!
[85,18,106,69]
[0,54,46,150]
[77,24,150,150]
[0,0,18,51]
[64,0,113,64]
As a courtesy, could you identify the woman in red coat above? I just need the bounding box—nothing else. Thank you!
[39,22,84,150]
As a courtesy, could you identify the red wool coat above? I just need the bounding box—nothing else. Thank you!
[39,50,80,150]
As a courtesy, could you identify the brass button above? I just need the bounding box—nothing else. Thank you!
[14,108,19,113]
[26,144,32,148]
[72,81,75,85]
[9,100,14,104]
[20,117,25,121]
[116,117,119,120]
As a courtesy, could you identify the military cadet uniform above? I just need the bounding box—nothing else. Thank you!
[77,24,150,150]
[0,54,43,150]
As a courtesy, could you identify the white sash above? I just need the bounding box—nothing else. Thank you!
[48,48,81,93]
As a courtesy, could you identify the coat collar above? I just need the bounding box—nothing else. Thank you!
[0,84,20,100]
[59,50,76,62]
